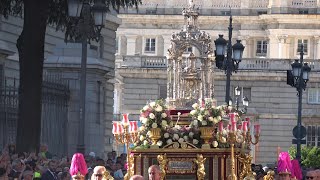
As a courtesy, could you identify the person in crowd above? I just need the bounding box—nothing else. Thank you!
[41,160,58,180]
[306,170,317,180]
[39,144,53,160]
[22,170,34,180]
[69,153,87,180]
[148,165,161,180]
[129,175,144,180]
[0,167,8,180]
[8,159,24,180]
[313,169,320,180]
[113,163,123,180]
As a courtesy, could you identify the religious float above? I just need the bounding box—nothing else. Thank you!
[112,1,262,180]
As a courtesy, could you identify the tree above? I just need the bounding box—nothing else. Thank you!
[0,0,141,153]
[289,145,320,168]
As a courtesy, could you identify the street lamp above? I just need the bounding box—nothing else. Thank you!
[234,86,249,113]
[67,0,107,153]
[214,15,245,105]
[287,45,311,162]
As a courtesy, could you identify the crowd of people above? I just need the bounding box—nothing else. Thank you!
[3,144,320,180]
[0,144,161,180]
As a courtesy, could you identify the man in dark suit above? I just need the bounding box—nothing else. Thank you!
[41,160,58,180]
[8,159,23,180]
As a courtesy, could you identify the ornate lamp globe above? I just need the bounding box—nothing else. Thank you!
[232,40,245,64]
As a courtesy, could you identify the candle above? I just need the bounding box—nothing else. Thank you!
[122,113,129,125]
[227,124,231,131]
[229,113,236,122]
[118,124,124,134]
[129,121,133,133]
[112,122,118,134]
[133,121,138,132]
[254,124,261,135]
[242,121,248,132]
[231,121,237,132]
[218,121,224,132]
[245,117,250,127]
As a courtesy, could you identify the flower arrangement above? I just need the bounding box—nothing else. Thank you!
[189,101,226,127]
[139,99,171,129]
[162,125,202,148]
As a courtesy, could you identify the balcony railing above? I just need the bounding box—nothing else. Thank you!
[289,0,317,8]
[122,55,167,68]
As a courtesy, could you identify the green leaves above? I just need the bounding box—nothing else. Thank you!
[289,145,320,168]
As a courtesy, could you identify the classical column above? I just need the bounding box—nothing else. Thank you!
[277,35,288,59]
[314,36,320,59]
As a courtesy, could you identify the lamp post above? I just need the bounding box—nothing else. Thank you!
[214,15,245,105]
[67,0,107,153]
[234,86,249,113]
[287,45,311,162]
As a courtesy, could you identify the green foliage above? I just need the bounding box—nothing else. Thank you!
[288,146,320,168]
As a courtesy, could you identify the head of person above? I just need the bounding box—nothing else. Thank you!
[129,175,144,180]
[91,166,106,180]
[314,169,320,180]
[148,165,161,180]
[40,144,48,153]
[22,170,34,180]
[48,160,57,172]
[70,153,88,180]
[306,170,317,180]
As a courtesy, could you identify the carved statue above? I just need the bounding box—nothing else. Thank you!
[194,154,206,180]
[263,171,275,180]
[238,154,253,179]
[157,154,168,180]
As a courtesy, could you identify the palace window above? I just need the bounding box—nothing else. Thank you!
[308,88,320,104]
[159,85,167,99]
[256,40,268,56]
[306,125,320,146]
[232,86,251,104]
[297,39,308,55]
[145,38,156,53]
[299,10,309,14]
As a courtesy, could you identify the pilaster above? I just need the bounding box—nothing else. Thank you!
[314,36,320,59]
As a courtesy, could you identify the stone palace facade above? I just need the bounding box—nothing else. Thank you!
[115,0,320,165]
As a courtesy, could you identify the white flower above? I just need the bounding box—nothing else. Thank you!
[167,139,173,144]
[193,120,198,126]
[190,110,196,115]
[212,141,218,148]
[147,131,151,136]
[208,117,214,122]
[161,113,167,118]
[149,102,156,107]
[157,141,163,146]
[213,117,219,124]
[178,138,184,143]
[201,120,207,126]
[217,116,222,121]
[183,135,188,141]
[193,139,199,144]
[155,105,163,112]
[139,126,145,131]
[151,123,158,128]
[169,121,174,127]
[161,120,167,126]
[228,106,233,111]
[237,135,244,143]
[143,140,149,146]
[189,132,194,138]
[222,129,228,136]
[200,107,205,112]
[192,103,199,109]
[140,117,148,124]
[221,137,227,143]
[164,133,170,138]
[204,110,209,115]
[139,135,145,141]
[197,115,203,121]
[173,134,179,140]
[143,105,149,111]
[174,125,181,130]
[149,113,155,119]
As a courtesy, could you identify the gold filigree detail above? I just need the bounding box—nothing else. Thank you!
[194,154,206,180]
[238,153,253,180]
[103,171,114,180]
[263,171,275,180]
[157,154,168,180]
